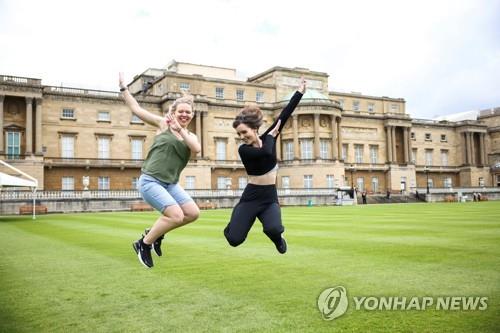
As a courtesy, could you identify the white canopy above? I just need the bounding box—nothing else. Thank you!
[0,171,37,187]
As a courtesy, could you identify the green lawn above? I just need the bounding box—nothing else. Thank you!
[0,202,499,332]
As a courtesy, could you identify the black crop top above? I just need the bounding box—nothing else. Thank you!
[238,91,303,176]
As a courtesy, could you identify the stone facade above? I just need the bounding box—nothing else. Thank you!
[1,63,498,192]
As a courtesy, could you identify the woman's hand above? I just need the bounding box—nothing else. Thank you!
[269,119,281,137]
[118,72,127,90]
[166,113,182,132]
[298,76,306,94]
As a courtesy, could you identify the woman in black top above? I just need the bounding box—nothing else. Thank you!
[224,77,306,253]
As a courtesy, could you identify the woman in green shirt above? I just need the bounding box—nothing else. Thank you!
[119,73,201,268]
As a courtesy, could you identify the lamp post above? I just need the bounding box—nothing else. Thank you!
[424,166,430,194]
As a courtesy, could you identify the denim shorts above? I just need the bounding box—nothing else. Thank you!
[138,173,194,213]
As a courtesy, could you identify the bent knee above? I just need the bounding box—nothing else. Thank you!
[162,208,184,224]
[224,229,245,247]
[184,208,200,223]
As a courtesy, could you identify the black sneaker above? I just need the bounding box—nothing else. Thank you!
[144,228,165,257]
[132,238,153,268]
[276,237,287,254]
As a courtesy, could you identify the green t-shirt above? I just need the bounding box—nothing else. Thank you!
[141,130,190,183]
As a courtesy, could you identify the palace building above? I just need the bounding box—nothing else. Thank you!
[1,60,499,192]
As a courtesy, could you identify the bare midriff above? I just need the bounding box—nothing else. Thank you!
[248,165,278,185]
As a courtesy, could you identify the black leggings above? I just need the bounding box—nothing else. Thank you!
[224,184,283,247]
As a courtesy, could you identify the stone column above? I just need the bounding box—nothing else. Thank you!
[462,132,468,164]
[195,111,202,158]
[331,115,338,160]
[276,132,282,161]
[480,133,486,166]
[313,113,320,159]
[408,127,413,164]
[0,95,4,153]
[470,132,476,166]
[35,98,43,154]
[386,126,393,163]
[337,118,343,160]
[201,111,209,159]
[25,97,33,154]
[467,132,473,165]
[403,127,409,163]
[391,126,397,163]
[292,114,299,159]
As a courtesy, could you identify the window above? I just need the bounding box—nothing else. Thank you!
[370,145,378,164]
[441,150,449,166]
[326,175,335,188]
[425,133,432,141]
[215,139,227,160]
[179,82,190,91]
[216,87,224,99]
[371,177,379,193]
[356,177,365,191]
[98,176,110,190]
[61,135,75,158]
[411,148,417,164]
[425,149,433,166]
[352,101,360,111]
[479,177,484,187]
[441,134,447,142]
[61,108,75,119]
[97,111,110,122]
[217,177,228,189]
[256,91,264,103]
[443,177,452,188]
[283,140,294,160]
[98,137,110,159]
[61,177,74,191]
[367,103,375,112]
[132,177,139,190]
[354,144,364,163]
[342,144,348,161]
[185,176,195,190]
[131,139,143,160]
[303,175,313,189]
[320,140,330,159]
[300,139,313,159]
[338,99,344,108]
[281,176,290,189]
[238,177,247,189]
[236,89,244,101]
[391,104,399,112]
[427,178,433,189]
[131,114,143,123]
[6,132,21,159]
[411,132,416,140]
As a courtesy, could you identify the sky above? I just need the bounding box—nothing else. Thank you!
[0,0,499,119]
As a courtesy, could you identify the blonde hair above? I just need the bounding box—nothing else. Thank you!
[233,105,263,130]
[170,92,194,113]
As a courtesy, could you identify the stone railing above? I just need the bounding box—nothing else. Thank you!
[0,75,41,86]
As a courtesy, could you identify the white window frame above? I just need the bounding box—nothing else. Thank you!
[326,175,334,188]
[441,150,449,167]
[236,89,244,101]
[131,114,143,124]
[425,149,433,166]
[98,137,110,159]
[215,139,227,161]
[98,176,110,190]
[61,176,74,191]
[256,91,264,103]
[61,108,75,119]
[443,177,452,188]
[425,133,432,141]
[371,177,379,193]
[281,176,290,189]
[320,140,330,159]
[367,103,375,112]
[440,134,447,142]
[217,177,227,189]
[352,100,360,111]
[6,131,21,158]
[238,177,247,189]
[283,140,294,160]
[216,87,224,99]
[356,177,365,191]
[300,139,313,159]
[179,82,190,91]
[354,144,364,163]
[185,176,195,190]
[97,111,110,122]
[411,148,417,164]
[61,135,75,158]
[370,145,378,164]
[132,177,139,190]
[342,144,348,161]
[303,175,313,189]
[131,139,143,160]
